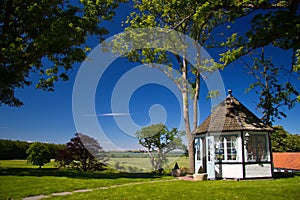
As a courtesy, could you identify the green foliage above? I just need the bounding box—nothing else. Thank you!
[136,123,185,171]
[0,139,64,160]
[26,142,51,168]
[56,133,109,172]
[271,126,300,152]
[0,0,123,107]
[0,139,30,159]
[246,2,299,51]
[245,49,299,125]
[239,2,300,124]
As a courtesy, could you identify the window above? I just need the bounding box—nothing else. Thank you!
[226,136,237,160]
[195,138,201,161]
[247,134,268,162]
[215,135,237,162]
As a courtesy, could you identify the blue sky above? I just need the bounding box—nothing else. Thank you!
[0,3,299,150]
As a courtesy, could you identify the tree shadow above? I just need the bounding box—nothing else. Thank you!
[274,172,300,179]
[0,167,165,179]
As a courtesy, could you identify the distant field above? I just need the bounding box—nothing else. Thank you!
[0,153,189,172]
[108,151,185,158]
[0,159,56,168]
[107,150,189,172]
[108,156,190,172]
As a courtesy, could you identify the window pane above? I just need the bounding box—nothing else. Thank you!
[257,135,267,161]
[247,134,267,162]
[195,139,201,161]
[215,137,224,161]
[247,135,256,161]
[226,136,237,160]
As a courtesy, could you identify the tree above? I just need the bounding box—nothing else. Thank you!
[112,0,273,173]
[244,48,299,126]
[219,1,300,124]
[136,123,185,172]
[56,133,108,171]
[113,0,299,172]
[0,139,30,159]
[26,142,51,168]
[271,126,300,152]
[1,0,123,107]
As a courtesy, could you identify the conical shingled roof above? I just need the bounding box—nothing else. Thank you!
[193,91,273,135]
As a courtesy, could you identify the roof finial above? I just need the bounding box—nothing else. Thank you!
[226,89,233,105]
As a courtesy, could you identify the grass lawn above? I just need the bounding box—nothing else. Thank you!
[0,160,172,200]
[1,160,299,200]
[47,177,300,200]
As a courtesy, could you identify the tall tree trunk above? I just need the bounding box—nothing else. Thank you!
[194,40,202,131]
[182,55,194,173]
[193,72,200,130]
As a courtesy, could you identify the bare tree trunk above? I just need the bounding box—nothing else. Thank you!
[193,72,200,130]
[147,149,155,170]
[182,55,194,173]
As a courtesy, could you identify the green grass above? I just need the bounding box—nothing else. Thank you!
[109,156,190,172]
[1,160,299,200]
[47,177,300,200]
[0,160,172,200]
[0,159,57,168]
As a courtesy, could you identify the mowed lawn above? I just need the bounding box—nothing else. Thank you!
[47,177,300,200]
[1,160,300,200]
[0,160,172,200]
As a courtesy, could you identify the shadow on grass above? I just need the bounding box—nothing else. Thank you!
[0,167,165,179]
[274,172,300,179]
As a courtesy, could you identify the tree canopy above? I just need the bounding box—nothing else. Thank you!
[0,0,123,107]
[136,123,185,172]
[56,133,108,171]
[0,139,64,160]
[271,126,300,152]
[26,142,51,168]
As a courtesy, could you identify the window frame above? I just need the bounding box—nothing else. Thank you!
[246,133,269,162]
[214,135,238,162]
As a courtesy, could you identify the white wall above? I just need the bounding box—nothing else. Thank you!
[245,164,272,178]
[215,164,243,179]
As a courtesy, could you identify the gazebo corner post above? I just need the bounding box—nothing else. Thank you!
[268,131,274,178]
[241,130,246,180]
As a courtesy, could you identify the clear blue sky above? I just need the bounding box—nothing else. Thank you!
[0,3,299,150]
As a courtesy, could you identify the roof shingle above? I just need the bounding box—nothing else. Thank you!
[193,94,273,134]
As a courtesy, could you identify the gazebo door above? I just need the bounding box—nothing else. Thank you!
[206,136,215,179]
[194,138,203,173]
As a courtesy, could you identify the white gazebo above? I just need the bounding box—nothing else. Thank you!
[193,90,274,180]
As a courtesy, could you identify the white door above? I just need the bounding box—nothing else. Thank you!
[206,136,215,179]
[194,138,203,173]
